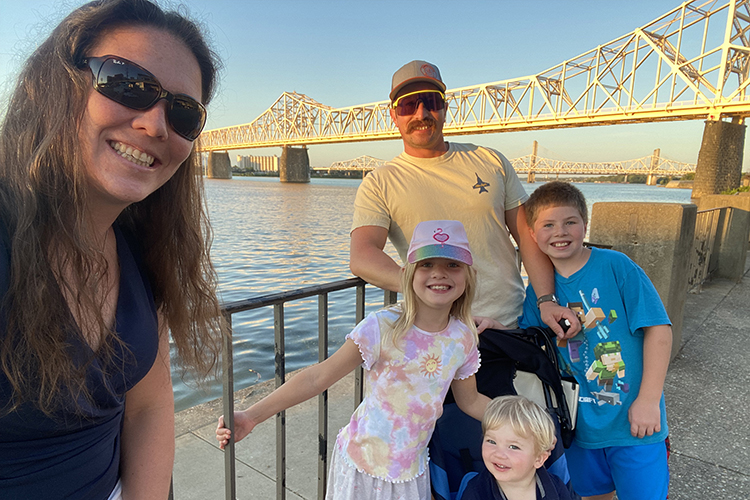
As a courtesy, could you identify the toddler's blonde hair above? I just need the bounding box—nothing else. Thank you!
[483,395,556,455]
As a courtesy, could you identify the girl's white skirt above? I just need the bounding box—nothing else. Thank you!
[325,443,430,500]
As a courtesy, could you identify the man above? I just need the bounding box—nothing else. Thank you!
[349,60,578,337]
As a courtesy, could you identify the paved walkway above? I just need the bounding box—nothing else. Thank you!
[171,259,750,500]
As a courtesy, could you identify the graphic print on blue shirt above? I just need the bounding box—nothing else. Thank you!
[562,288,628,407]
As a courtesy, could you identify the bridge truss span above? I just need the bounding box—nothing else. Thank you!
[197,0,750,152]
[325,155,388,172]
[510,154,696,176]
[198,92,397,151]
[319,150,696,178]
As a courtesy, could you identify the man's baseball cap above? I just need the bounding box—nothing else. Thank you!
[407,220,473,266]
[390,60,446,101]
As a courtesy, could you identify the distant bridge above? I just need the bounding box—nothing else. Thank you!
[197,0,750,152]
[324,155,388,172]
[316,147,696,184]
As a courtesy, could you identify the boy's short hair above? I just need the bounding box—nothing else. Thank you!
[482,395,556,455]
[524,181,588,228]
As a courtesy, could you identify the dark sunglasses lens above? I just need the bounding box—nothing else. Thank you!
[96,58,160,109]
[396,93,444,116]
[169,97,206,140]
[396,96,418,116]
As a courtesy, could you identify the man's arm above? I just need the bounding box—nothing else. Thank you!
[349,225,402,292]
[505,204,580,338]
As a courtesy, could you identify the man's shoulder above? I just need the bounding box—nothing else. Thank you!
[449,142,507,161]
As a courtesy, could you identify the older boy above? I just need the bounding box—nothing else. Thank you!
[519,182,672,500]
[462,395,571,500]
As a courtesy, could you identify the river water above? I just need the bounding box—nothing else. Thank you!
[171,176,693,411]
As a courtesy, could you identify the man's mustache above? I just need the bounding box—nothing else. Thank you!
[406,118,437,133]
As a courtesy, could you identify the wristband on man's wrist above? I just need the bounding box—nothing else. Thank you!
[536,293,559,309]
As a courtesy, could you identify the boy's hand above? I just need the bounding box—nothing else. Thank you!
[628,396,661,438]
[474,316,507,334]
[539,302,581,338]
[216,411,256,450]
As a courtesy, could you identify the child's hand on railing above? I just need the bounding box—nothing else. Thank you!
[216,412,256,450]
[474,316,506,334]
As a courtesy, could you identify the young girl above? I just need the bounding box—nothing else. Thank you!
[216,220,490,500]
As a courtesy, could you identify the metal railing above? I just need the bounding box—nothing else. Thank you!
[217,277,397,500]
[688,207,724,293]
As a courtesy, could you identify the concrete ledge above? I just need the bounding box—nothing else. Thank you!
[589,202,696,359]
[697,194,750,249]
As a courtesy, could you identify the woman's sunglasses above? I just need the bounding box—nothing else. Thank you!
[79,55,207,141]
[392,89,446,116]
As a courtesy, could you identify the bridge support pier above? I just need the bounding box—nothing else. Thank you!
[646,148,660,185]
[280,145,310,183]
[692,118,745,200]
[527,140,538,183]
[206,151,232,179]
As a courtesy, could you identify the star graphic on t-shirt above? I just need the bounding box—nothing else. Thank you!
[473,173,490,194]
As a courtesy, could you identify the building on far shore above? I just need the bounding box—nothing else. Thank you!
[236,154,278,173]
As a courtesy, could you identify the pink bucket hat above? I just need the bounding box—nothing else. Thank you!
[407,220,473,266]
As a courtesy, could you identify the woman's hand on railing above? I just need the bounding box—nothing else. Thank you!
[216,412,256,450]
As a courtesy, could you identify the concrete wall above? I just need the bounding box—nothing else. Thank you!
[695,195,750,280]
[589,202,697,359]
[206,151,232,179]
[692,120,745,199]
[279,146,310,183]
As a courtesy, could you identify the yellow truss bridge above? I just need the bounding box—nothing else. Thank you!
[197,0,750,152]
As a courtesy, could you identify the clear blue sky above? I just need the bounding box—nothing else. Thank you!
[2,0,748,170]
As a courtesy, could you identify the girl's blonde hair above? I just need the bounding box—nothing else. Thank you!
[482,395,556,455]
[384,260,477,348]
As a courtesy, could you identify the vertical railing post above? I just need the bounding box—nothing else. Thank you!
[274,304,286,500]
[354,284,366,405]
[317,294,329,500]
[222,311,236,500]
[207,278,378,500]
[384,289,398,306]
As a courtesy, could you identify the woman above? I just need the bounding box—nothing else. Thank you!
[0,0,224,498]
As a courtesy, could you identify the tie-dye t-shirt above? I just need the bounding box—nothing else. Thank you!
[336,308,480,482]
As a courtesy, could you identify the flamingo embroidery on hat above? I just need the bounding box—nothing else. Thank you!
[433,228,449,245]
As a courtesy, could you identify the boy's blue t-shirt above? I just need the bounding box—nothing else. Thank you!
[519,247,670,449]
